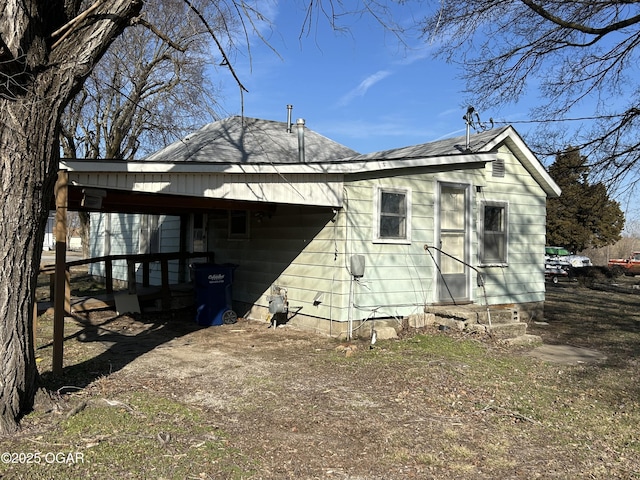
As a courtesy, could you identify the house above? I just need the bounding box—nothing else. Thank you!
[60,114,561,339]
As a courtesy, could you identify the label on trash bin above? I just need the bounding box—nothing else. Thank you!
[208,273,225,284]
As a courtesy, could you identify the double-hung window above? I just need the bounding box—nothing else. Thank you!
[480,201,508,264]
[374,187,411,243]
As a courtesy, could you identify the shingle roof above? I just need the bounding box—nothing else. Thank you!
[144,116,359,164]
[342,126,512,162]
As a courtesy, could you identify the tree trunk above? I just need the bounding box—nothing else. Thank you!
[0,98,59,433]
[0,0,143,434]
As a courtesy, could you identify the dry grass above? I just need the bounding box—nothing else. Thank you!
[0,272,639,479]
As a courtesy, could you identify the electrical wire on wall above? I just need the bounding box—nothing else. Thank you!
[342,185,433,338]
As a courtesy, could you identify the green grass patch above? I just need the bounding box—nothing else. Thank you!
[0,392,255,480]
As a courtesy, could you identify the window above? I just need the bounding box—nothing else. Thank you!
[229,210,249,239]
[481,202,508,264]
[192,213,206,252]
[139,214,161,254]
[374,187,411,243]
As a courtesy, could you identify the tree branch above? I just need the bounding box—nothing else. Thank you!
[182,0,248,93]
[50,0,105,50]
[132,16,186,53]
[519,0,640,36]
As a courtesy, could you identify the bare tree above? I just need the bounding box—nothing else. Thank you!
[60,0,227,258]
[420,0,640,190]
[0,0,284,434]
[0,0,143,435]
[60,0,225,162]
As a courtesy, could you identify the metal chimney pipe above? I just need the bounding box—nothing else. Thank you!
[296,118,305,163]
[286,105,293,133]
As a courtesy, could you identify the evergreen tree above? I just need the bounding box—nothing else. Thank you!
[546,148,624,252]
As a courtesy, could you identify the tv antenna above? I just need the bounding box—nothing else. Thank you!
[463,106,494,150]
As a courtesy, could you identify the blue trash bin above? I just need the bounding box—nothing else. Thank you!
[192,263,237,326]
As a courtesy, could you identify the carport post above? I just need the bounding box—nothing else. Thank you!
[52,170,69,375]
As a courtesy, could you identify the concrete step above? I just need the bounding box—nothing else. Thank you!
[487,322,528,338]
[409,305,529,339]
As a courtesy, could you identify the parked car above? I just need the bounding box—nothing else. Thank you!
[608,252,640,276]
[545,246,592,268]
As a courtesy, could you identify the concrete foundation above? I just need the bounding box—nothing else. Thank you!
[236,300,545,341]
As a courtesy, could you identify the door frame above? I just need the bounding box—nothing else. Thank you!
[434,181,472,304]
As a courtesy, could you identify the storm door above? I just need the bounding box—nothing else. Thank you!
[436,183,470,303]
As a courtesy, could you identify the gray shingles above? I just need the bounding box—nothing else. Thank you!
[144,116,360,164]
[342,126,511,162]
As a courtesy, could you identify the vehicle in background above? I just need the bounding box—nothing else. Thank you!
[545,261,570,284]
[608,252,640,276]
[545,246,593,268]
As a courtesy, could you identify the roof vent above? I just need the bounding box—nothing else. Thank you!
[286,104,293,133]
[296,118,305,163]
[492,158,505,177]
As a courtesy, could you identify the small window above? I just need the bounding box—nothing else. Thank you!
[481,202,508,264]
[373,187,411,243]
[229,210,249,239]
[192,213,206,252]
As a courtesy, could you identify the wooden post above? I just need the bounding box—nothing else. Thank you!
[105,258,113,294]
[127,259,137,294]
[32,300,37,351]
[53,170,68,375]
[142,261,150,288]
[161,258,170,310]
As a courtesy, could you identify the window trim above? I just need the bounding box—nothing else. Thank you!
[479,200,509,266]
[372,186,412,244]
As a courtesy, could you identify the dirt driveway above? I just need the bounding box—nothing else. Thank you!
[18,276,640,479]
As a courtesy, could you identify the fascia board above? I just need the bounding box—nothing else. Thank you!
[480,127,562,198]
[61,153,495,176]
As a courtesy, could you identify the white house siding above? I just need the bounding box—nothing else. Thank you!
[70,171,343,207]
[342,167,480,321]
[89,212,182,285]
[89,212,139,280]
[208,150,548,329]
[474,145,547,306]
[141,215,182,285]
[207,205,352,329]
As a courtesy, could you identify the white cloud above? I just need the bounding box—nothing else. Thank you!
[337,70,392,107]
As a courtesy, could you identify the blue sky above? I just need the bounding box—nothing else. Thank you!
[216,1,501,154]
[213,0,639,226]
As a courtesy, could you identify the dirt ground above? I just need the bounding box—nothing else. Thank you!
[15,273,640,478]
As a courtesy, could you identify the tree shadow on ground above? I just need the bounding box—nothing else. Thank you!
[37,306,206,392]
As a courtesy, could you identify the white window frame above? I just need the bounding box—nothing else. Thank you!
[373,186,412,244]
[479,200,509,266]
[191,213,207,252]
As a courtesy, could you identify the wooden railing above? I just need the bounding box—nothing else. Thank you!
[40,251,216,312]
